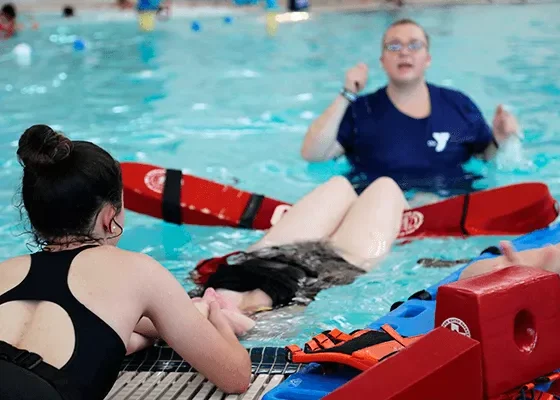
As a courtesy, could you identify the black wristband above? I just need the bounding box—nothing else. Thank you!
[340,88,357,103]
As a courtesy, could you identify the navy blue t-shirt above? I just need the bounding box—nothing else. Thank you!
[337,83,493,195]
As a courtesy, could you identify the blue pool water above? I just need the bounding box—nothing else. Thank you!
[0,3,559,347]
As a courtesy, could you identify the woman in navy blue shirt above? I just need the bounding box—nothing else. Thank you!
[302,19,519,195]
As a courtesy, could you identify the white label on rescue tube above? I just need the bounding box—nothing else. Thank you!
[399,210,424,236]
[270,205,292,226]
[441,317,471,338]
[144,169,166,194]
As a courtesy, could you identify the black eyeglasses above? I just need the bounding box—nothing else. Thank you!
[383,40,427,52]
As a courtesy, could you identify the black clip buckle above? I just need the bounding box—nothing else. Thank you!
[13,349,43,370]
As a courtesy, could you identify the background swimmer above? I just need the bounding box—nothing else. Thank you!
[301,19,519,196]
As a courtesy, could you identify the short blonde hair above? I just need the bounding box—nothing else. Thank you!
[382,19,430,50]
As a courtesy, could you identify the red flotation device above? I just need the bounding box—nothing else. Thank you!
[122,162,559,238]
[121,162,288,230]
[397,181,559,238]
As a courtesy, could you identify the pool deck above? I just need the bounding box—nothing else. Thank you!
[104,371,288,400]
[17,0,555,13]
[107,345,302,400]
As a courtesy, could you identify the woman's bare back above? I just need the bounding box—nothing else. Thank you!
[0,246,145,368]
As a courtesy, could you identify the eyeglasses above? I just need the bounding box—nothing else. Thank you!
[383,40,427,53]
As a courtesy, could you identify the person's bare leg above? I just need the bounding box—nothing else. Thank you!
[248,176,357,251]
[329,177,409,271]
[459,241,560,280]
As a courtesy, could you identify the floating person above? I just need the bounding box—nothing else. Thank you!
[0,3,17,39]
[188,175,560,336]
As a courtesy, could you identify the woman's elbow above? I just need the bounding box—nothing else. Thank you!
[237,352,253,392]
[301,145,325,162]
[217,352,252,394]
[300,146,314,161]
[219,370,251,394]
[220,376,251,394]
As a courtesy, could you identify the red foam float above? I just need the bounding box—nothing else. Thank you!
[323,327,483,400]
[121,162,287,230]
[122,162,558,238]
[397,181,558,238]
[435,266,560,398]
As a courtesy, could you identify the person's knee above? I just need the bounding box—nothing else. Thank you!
[325,176,357,198]
[372,176,398,187]
[370,176,401,193]
[368,176,407,208]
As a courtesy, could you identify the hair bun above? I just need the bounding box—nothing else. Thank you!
[17,125,73,169]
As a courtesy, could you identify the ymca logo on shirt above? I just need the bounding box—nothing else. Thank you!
[427,132,451,152]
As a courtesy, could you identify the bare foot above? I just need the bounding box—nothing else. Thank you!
[498,240,560,275]
[535,245,560,275]
[500,241,520,265]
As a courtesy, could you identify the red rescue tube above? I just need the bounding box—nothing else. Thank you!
[122,162,558,238]
[398,182,559,238]
[121,162,288,230]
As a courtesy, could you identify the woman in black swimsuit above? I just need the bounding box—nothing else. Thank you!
[0,125,251,400]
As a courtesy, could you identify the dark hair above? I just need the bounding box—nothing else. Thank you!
[1,3,16,20]
[17,125,123,247]
[62,6,74,17]
[383,18,430,49]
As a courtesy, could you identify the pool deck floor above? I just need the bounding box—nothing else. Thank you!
[108,345,302,400]
[104,371,289,400]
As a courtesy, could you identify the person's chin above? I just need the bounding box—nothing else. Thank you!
[390,73,422,86]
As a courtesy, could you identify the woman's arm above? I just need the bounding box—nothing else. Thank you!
[135,254,251,394]
[134,317,159,338]
[126,332,155,355]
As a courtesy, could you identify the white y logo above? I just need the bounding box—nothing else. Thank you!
[431,132,450,152]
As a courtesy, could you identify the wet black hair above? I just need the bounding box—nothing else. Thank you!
[1,3,16,20]
[17,125,123,248]
[62,5,74,17]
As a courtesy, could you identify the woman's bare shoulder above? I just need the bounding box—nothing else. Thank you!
[86,245,165,275]
[0,255,31,271]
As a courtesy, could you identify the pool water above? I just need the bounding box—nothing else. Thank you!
[0,3,559,347]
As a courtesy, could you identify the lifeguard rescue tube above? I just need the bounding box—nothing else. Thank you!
[121,162,288,230]
[121,162,558,238]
